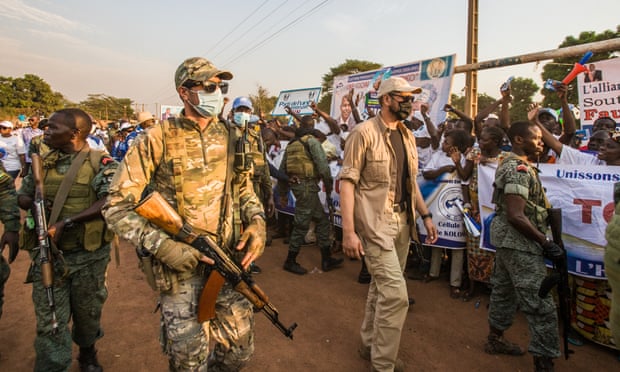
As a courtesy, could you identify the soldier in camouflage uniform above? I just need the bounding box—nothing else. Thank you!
[17,108,118,372]
[486,121,562,372]
[0,164,20,319]
[230,96,275,259]
[102,57,266,372]
[279,115,343,275]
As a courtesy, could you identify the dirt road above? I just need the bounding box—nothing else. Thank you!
[0,237,617,371]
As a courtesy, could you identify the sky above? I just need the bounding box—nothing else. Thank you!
[0,0,618,117]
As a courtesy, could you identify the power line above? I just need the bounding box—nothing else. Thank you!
[222,0,331,67]
[211,0,292,61]
[204,0,272,57]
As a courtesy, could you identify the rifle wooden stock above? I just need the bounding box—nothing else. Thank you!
[135,191,297,339]
[31,154,59,334]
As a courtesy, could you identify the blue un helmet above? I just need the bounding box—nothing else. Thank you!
[232,97,253,112]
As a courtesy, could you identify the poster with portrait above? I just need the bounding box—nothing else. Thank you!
[330,54,455,131]
[578,57,620,135]
[160,105,183,121]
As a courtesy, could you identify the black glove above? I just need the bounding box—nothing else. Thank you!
[542,239,565,263]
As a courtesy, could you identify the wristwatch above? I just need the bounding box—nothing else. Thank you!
[63,217,74,228]
[420,213,433,220]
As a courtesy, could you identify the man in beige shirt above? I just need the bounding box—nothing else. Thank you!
[340,77,438,372]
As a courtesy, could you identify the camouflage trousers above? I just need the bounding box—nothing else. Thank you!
[160,275,254,372]
[31,246,110,372]
[488,248,560,358]
[289,182,330,253]
[0,255,10,319]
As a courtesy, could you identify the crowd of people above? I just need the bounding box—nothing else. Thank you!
[0,56,618,372]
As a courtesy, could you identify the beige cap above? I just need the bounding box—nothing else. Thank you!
[377,77,422,98]
[0,121,13,129]
[137,111,155,124]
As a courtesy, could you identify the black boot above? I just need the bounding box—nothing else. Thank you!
[283,251,307,275]
[321,247,343,272]
[484,326,525,356]
[78,345,103,372]
[533,356,554,372]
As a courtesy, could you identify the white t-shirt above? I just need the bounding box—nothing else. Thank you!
[557,144,604,166]
[424,150,466,171]
[0,134,26,172]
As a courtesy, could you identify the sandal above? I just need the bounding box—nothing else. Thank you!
[450,286,461,299]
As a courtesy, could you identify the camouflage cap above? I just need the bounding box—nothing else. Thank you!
[175,57,233,88]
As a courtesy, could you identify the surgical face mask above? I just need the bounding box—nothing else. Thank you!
[233,112,251,126]
[188,89,223,118]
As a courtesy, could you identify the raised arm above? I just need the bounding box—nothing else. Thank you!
[309,101,340,134]
[555,84,576,145]
[528,104,563,156]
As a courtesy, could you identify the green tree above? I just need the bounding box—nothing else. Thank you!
[248,85,278,118]
[79,94,134,121]
[449,92,502,118]
[318,59,382,112]
[508,77,539,122]
[450,77,538,123]
[0,74,66,117]
[540,26,620,109]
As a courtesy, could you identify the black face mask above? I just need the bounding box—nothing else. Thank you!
[391,101,412,120]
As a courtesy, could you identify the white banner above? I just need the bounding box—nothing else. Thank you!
[478,163,618,279]
[331,55,455,130]
[272,87,322,116]
[578,57,620,134]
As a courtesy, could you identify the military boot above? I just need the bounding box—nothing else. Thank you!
[78,345,103,372]
[321,247,343,272]
[533,356,554,372]
[484,327,525,356]
[283,251,307,275]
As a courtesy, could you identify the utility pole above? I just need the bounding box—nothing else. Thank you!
[464,0,478,118]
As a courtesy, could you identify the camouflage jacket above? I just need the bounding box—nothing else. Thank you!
[490,153,549,254]
[234,125,272,198]
[102,113,264,256]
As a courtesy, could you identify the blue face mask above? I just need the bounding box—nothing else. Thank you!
[188,89,223,118]
[233,112,251,127]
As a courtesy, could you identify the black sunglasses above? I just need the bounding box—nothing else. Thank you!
[389,93,415,102]
[183,80,229,94]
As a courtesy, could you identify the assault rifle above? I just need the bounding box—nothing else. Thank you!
[135,191,297,339]
[538,208,574,359]
[31,153,59,334]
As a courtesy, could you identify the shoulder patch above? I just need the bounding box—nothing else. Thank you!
[516,164,528,173]
[101,156,114,166]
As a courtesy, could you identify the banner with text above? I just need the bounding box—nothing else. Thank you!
[330,55,455,129]
[272,87,322,116]
[478,163,617,279]
[578,57,620,135]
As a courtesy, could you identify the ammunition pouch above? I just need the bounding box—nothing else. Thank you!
[18,224,37,252]
[136,248,179,294]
